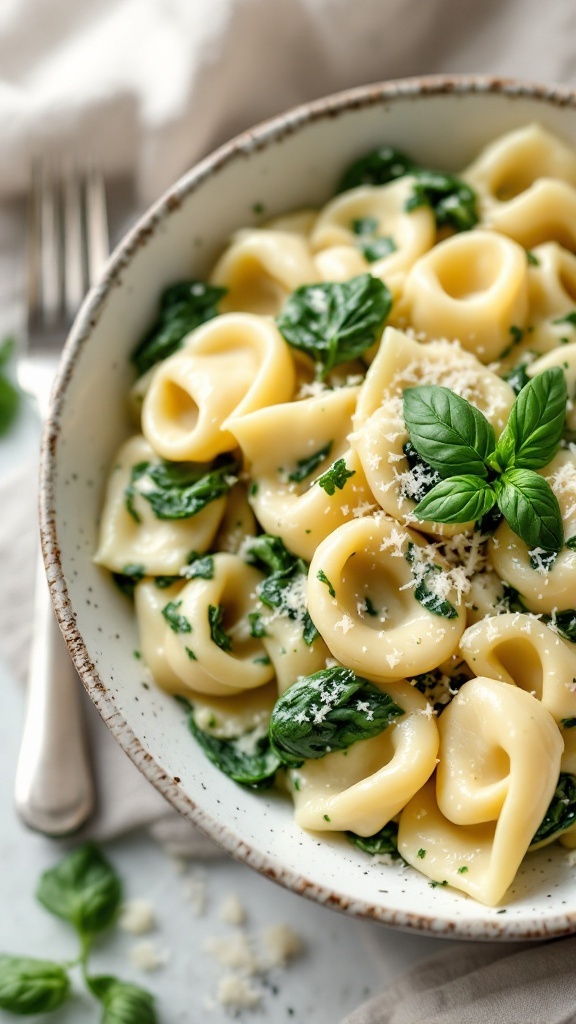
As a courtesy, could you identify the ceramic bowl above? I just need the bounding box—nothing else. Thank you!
[42,76,576,940]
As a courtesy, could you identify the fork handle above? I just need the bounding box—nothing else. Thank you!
[15,556,95,835]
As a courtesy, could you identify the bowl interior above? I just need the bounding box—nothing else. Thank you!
[43,79,576,939]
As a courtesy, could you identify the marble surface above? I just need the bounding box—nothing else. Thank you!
[0,645,447,1022]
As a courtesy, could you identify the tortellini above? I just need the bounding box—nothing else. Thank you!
[96,122,576,909]
[398,677,562,905]
[142,313,295,461]
[307,516,466,680]
[292,680,439,835]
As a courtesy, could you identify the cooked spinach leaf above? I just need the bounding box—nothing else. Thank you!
[338,146,416,192]
[161,600,191,634]
[269,667,404,768]
[208,604,233,652]
[358,236,397,263]
[287,441,333,483]
[317,458,355,495]
[132,280,227,375]
[531,773,576,845]
[405,542,458,619]
[547,609,576,642]
[276,274,391,378]
[112,564,146,598]
[401,441,442,502]
[124,457,237,521]
[246,534,319,645]
[182,700,280,788]
[409,669,469,714]
[406,170,478,232]
[346,821,400,857]
[181,553,215,579]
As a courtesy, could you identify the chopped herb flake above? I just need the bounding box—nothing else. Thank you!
[317,458,355,495]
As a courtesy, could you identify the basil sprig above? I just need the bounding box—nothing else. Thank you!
[276,274,392,379]
[403,368,566,552]
[0,337,20,436]
[0,845,156,1020]
[131,279,227,376]
[269,667,404,768]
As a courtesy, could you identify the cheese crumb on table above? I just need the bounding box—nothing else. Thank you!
[217,974,261,1010]
[219,893,246,925]
[129,939,170,972]
[259,924,304,968]
[118,898,156,935]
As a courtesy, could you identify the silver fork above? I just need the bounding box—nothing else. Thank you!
[14,165,109,835]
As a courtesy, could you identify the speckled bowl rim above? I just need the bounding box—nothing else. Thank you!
[41,74,576,941]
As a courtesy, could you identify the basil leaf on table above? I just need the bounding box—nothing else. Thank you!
[494,367,567,470]
[337,146,416,192]
[269,667,404,768]
[36,844,122,939]
[0,956,70,1016]
[403,385,495,478]
[414,475,497,524]
[276,274,392,378]
[131,280,227,376]
[88,975,157,1024]
[495,469,563,552]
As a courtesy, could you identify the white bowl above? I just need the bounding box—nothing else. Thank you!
[42,75,576,940]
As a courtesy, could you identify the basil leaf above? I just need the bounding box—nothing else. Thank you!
[269,667,404,768]
[338,146,416,192]
[287,441,333,483]
[495,368,567,470]
[161,600,191,634]
[0,376,20,436]
[405,170,478,232]
[403,385,495,478]
[208,604,233,652]
[276,274,392,378]
[317,458,355,495]
[88,976,157,1024]
[36,844,122,939]
[414,476,496,524]
[496,469,563,551]
[133,459,237,521]
[0,956,70,1015]
[183,702,280,789]
[346,821,400,857]
[530,773,576,846]
[132,280,226,376]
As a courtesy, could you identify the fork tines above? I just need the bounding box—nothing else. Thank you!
[28,164,109,330]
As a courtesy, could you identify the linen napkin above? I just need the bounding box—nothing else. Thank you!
[3,0,576,1019]
[343,938,576,1024]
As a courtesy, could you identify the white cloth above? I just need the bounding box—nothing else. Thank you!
[3,2,576,1018]
[1,0,576,208]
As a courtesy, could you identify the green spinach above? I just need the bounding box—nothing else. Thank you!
[125,458,237,522]
[132,280,227,375]
[276,274,391,378]
[269,667,404,768]
[531,773,576,845]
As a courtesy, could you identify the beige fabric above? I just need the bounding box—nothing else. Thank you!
[343,938,576,1024]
